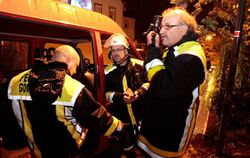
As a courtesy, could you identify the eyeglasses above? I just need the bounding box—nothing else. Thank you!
[111,48,125,53]
[159,24,185,30]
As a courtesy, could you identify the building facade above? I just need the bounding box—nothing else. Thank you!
[56,0,135,40]
[90,0,135,40]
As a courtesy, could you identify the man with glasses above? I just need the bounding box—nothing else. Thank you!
[104,33,149,158]
[138,7,207,157]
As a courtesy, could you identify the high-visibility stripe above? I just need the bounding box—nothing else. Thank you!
[56,106,84,148]
[130,58,144,66]
[127,104,137,125]
[105,91,115,103]
[8,72,84,107]
[53,75,84,106]
[147,65,165,82]
[8,70,32,100]
[19,100,42,158]
[141,82,150,90]
[162,50,168,60]
[104,64,117,75]
[137,88,199,158]
[178,87,198,151]
[138,135,184,157]
[122,75,137,126]
[104,116,119,136]
[174,41,206,73]
[145,59,163,71]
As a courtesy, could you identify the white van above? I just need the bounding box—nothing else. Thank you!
[0,0,142,104]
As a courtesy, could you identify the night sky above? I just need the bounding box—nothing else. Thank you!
[123,0,212,42]
[123,0,174,42]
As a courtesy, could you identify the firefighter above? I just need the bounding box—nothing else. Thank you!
[104,33,149,158]
[138,7,207,157]
[7,45,128,158]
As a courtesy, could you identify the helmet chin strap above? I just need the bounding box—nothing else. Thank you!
[114,53,129,66]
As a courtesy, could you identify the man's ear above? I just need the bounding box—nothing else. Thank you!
[108,51,112,59]
[109,51,114,63]
[182,25,189,35]
[125,49,129,55]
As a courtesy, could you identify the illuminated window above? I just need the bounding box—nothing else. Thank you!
[70,0,92,10]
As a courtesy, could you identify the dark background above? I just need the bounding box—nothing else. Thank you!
[123,0,173,42]
[122,0,213,42]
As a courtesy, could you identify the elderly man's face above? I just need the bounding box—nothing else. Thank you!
[159,14,188,47]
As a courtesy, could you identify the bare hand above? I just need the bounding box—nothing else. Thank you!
[123,88,138,104]
[147,31,160,47]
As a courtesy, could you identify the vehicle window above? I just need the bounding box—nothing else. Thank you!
[0,40,29,71]
[45,41,95,94]
[45,41,94,71]
[76,41,94,68]
[43,43,63,63]
[100,34,114,66]
[76,41,95,94]
[44,43,62,50]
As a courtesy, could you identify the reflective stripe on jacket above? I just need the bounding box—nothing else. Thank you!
[8,70,85,157]
[139,41,206,157]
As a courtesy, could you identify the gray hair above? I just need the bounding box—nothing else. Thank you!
[162,7,198,33]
